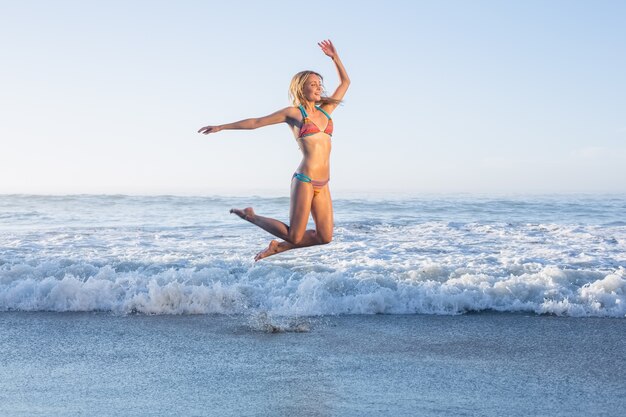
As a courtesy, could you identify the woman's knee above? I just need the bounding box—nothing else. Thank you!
[288,230,305,245]
[318,233,333,245]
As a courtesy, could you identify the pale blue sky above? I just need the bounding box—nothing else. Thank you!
[1,0,625,195]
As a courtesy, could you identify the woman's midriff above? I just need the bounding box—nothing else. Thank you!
[295,135,331,180]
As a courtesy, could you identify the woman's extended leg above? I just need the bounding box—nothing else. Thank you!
[230,177,316,244]
[254,184,333,261]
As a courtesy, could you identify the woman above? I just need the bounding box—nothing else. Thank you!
[198,39,350,261]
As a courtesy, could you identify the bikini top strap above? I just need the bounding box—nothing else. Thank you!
[298,105,308,118]
[316,105,332,120]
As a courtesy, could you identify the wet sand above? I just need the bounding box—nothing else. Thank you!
[1,312,624,416]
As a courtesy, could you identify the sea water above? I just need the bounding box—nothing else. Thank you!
[1,194,624,317]
[1,194,625,416]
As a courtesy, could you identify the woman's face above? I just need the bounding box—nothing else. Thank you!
[303,74,322,102]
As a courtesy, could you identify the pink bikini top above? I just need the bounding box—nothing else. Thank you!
[298,105,333,139]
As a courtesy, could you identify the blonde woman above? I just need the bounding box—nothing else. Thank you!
[198,40,350,261]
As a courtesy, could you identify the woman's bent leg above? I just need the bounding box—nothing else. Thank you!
[231,177,314,244]
[230,207,291,241]
[255,185,333,261]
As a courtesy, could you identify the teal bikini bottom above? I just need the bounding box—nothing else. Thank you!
[293,173,329,195]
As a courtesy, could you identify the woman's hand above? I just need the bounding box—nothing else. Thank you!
[318,39,337,59]
[318,39,349,109]
[197,125,222,135]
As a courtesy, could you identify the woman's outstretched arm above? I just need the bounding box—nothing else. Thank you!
[198,107,293,135]
[318,39,350,112]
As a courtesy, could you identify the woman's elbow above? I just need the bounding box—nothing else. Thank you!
[249,118,262,129]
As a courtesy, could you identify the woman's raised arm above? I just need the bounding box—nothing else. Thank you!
[318,40,350,112]
[198,107,292,135]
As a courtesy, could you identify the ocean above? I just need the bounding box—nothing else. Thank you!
[1,194,625,416]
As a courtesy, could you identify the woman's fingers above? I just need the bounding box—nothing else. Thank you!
[318,39,335,56]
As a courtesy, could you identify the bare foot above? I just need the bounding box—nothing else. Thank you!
[255,240,281,262]
[230,207,255,222]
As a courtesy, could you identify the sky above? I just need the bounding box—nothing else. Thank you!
[1,0,625,196]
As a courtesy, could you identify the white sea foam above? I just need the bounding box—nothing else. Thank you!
[1,195,625,317]
[0,261,624,317]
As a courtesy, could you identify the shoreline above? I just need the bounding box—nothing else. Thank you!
[1,312,624,416]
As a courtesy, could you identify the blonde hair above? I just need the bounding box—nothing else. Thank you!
[289,70,342,107]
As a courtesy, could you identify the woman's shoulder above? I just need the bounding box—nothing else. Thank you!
[318,100,340,115]
[283,105,305,120]
[280,106,302,116]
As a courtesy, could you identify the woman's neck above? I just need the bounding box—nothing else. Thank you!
[303,102,317,113]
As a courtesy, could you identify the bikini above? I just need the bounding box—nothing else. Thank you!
[297,105,333,138]
[293,105,333,194]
